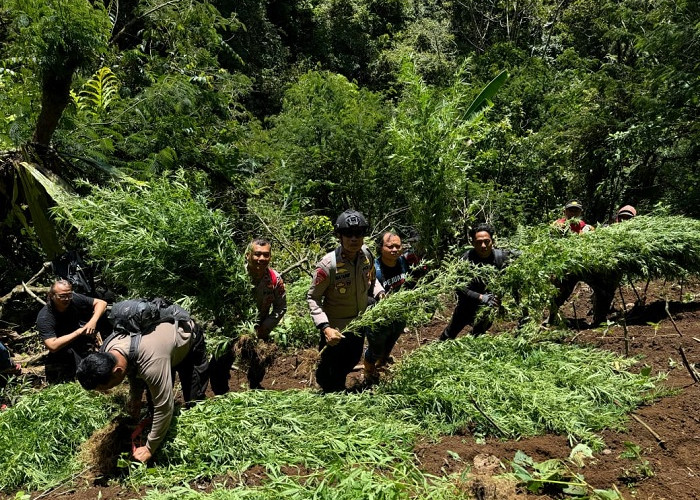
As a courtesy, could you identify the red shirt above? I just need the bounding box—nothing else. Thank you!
[555,218,591,234]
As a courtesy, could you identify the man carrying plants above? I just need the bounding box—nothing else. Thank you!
[76,302,209,463]
[363,231,420,384]
[307,209,385,392]
[552,200,594,235]
[548,200,621,326]
[440,223,517,340]
[36,279,109,383]
[210,238,287,393]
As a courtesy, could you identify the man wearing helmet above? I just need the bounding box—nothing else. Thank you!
[307,209,385,392]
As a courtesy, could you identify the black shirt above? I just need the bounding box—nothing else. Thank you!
[36,292,96,340]
[460,248,514,300]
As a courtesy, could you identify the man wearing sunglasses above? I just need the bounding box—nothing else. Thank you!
[307,209,385,392]
[36,279,108,383]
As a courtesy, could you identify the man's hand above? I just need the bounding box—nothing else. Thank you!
[82,319,98,335]
[323,327,344,346]
[132,446,152,463]
[480,293,500,308]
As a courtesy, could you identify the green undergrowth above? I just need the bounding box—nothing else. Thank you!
[141,464,471,500]
[133,390,421,486]
[0,332,667,494]
[380,333,667,448]
[0,383,117,491]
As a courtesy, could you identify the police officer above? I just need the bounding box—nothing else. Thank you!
[307,210,384,392]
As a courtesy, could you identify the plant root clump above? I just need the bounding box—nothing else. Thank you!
[77,416,133,480]
[233,335,279,371]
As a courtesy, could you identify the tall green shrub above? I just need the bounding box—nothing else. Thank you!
[53,172,254,326]
[266,70,390,217]
[387,61,505,257]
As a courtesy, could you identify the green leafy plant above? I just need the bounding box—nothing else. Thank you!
[380,333,666,445]
[0,383,116,491]
[618,441,654,484]
[496,216,700,329]
[344,258,477,333]
[507,450,623,499]
[74,66,119,116]
[53,171,255,327]
[387,61,507,258]
[271,279,317,349]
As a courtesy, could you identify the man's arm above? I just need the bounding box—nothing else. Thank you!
[135,360,174,462]
[307,262,343,346]
[83,297,107,334]
[307,264,331,328]
[43,329,93,353]
[42,296,107,352]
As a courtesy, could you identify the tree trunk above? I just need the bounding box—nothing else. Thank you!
[31,68,76,148]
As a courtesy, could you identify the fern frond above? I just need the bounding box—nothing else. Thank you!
[77,67,119,114]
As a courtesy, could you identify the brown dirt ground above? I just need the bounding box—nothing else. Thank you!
[2,279,699,499]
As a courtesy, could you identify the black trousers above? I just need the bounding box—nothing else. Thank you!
[209,342,267,394]
[174,325,209,402]
[316,329,366,393]
[365,321,404,364]
[550,273,619,325]
[440,293,491,340]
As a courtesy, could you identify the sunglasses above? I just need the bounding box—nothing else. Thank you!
[55,292,73,300]
[340,229,366,238]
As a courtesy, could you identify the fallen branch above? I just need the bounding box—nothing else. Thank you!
[0,284,49,321]
[280,258,309,277]
[469,395,509,438]
[26,261,52,286]
[630,413,666,449]
[678,346,699,384]
[23,281,47,306]
[664,301,683,337]
[693,337,700,344]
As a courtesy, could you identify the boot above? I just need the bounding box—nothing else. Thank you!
[363,359,379,386]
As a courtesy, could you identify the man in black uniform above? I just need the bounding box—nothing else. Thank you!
[36,279,109,383]
[440,224,516,340]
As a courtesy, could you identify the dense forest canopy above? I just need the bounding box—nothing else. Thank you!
[0,0,698,324]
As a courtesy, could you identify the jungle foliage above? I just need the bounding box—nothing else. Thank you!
[0,2,697,497]
[1,0,698,283]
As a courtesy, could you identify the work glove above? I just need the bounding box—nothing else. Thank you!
[480,293,499,308]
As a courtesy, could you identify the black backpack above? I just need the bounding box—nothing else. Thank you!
[101,298,191,362]
[51,251,95,296]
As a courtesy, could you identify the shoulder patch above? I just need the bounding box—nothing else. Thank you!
[314,268,328,285]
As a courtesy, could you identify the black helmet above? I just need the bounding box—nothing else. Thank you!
[335,209,368,232]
